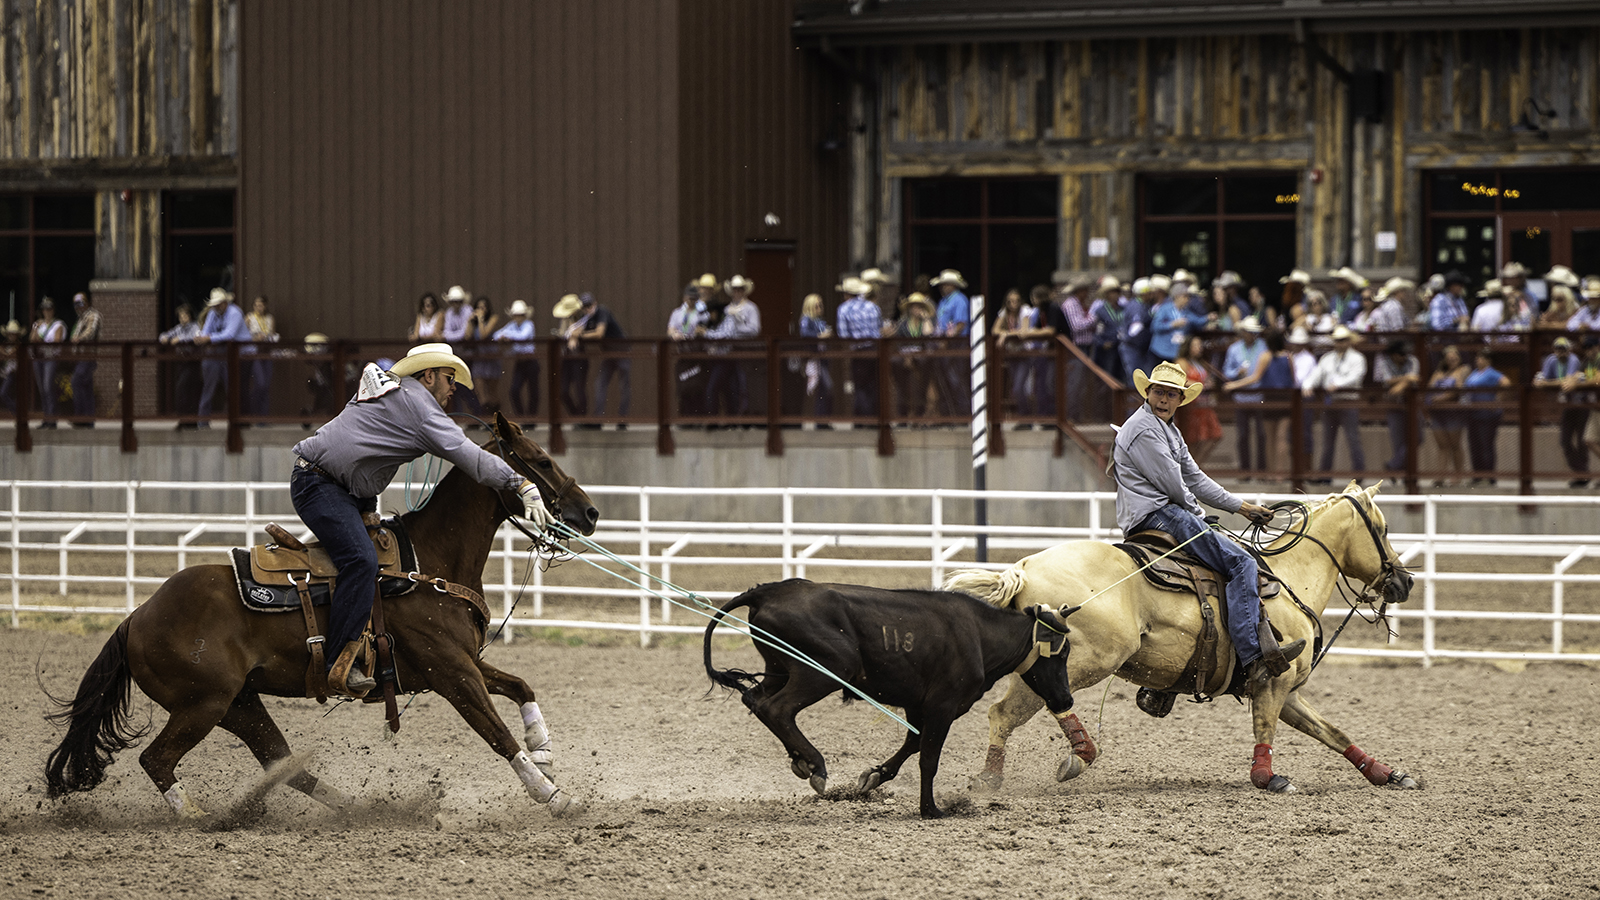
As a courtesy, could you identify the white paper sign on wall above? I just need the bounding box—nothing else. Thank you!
[1088,238,1110,258]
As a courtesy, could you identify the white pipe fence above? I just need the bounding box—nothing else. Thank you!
[6,480,1600,664]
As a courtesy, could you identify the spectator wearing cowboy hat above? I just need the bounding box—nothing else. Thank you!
[860,267,897,319]
[1540,266,1582,329]
[441,285,473,342]
[1500,261,1531,310]
[835,276,882,417]
[0,318,23,413]
[1327,267,1368,325]
[1113,361,1294,703]
[193,287,252,427]
[1369,278,1413,333]
[290,342,555,696]
[1535,335,1590,485]
[704,274,761,423]
[931,269,972,417]
[553,293,589,419]
[1089,276,1126,381]
[890,291,940,418]
[1211,270,1250,326]
[1430,271,1472,331]
[1222,316,1268,476]
[1117,276,1162,388]
[493,300,540,418]
[1044,275,1100,421]
[1279,268,1312,324]
[67,291,101,427]
[570,292,629,427]
[1569,277,1600,332]
[669,279,713,419]
[1302,325,1367,480]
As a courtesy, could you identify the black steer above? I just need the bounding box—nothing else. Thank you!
[703,578,1077,819]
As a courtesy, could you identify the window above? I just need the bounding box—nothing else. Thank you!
[1425,169,1600,287]
[1137,173,1299,300]
[0,194,96,331]
[905,178,1058,313]
[164,190,236,325]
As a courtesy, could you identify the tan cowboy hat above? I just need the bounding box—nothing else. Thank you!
[206,287,234,307]
[1545,265,1581,289]
[859,267,892,286]
[1130,277,1151,297]
[303,332,328,353]
[1500,261,1530,280]
[1213,270,1243,289]
[724,274,754,293]
[835,276,870,295]
[3,320,21,335]
[1146,274,1172,294]
[1331,325,1356,341]
[390,342,473,390]
[507,300,530,316]
[1376,277,1416,300]
[1170,268,1196,285]
[444,285,470,303]
[1238,316,1264,333]
[1477,279,1504,300]
[1279,268,1312,286]
[552,293,583,318]
[1328,267,1369,288]
[1096,275,1122,295]
[899,291,934,313]
[1133,361,1203,406]
[931,269,967,288]
[1287,326,1311,345]
[696,273,719,289]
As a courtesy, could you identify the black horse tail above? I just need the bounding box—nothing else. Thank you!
[703,590,765,695]
[45,620,148,798]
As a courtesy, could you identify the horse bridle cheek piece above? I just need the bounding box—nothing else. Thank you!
[1340,495,1404,599]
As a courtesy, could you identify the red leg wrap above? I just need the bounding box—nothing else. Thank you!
[983,745,1006,774]
[1343,744,1395,786]
[1251,743,1275,789]
[1058,713,1098,765]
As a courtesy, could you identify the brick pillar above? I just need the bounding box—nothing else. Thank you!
[88,279,160,417]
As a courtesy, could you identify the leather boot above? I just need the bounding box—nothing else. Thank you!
[327,638,376,699]
[1244,639,1306,697]
[1256,618,1306,677]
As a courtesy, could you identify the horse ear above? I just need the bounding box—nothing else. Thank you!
[494,410,519,437]
[1366,480,1383,497]
[1343,479,1362,494]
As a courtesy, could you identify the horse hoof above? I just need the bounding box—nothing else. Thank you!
[970,770,1004,793]
[857,770,883,792]
[1389,772,1419,790]
[809,774,828,796]
[548,792,582,818]
[1265,774,1296,794]
[1056,755,1086,783]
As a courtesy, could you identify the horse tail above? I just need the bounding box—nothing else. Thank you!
[44,620,148,798]
[703,589,764,695]
[944,565,1029,610]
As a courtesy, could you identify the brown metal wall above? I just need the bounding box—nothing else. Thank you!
[677,0,848,334]
[239,0,682,344]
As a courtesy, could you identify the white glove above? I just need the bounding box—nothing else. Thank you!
[518,480,556,531]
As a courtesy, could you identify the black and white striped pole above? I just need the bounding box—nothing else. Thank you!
[970,293,988,563]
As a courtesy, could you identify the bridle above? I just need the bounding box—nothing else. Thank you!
[491,423,575,551]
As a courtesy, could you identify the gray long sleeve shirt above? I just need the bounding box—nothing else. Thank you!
[292,377,522,499]
[1112,403,1242,535]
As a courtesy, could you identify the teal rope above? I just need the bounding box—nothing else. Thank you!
[404,454,446,511]
[544,521,918,734]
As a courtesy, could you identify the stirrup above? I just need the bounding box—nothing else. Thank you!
[327,636,375,699]
[1136,687,1176,718]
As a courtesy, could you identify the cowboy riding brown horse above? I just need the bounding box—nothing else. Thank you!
[44,412,597,820]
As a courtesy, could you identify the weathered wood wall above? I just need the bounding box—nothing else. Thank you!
[0,0,239,281]
[870,28,1600,280]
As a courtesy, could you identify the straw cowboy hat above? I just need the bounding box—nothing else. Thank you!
[552,293,584,318]
[1133,361,1203,406]
[3,320,21,335]
[1328,267,1369,288]
[1376,277,1416,300]
[444,285,470,303]
[390,342,473,389]
[507,300,531,316]
[206,287,234,307]
[724,274,754,294]
[1145,274,1172,294]
[859,267,892,286]
[1238,316,1264,333]
[1477,279,1504,300]
[303,332,328,353]
[1279,268,1312,286]
[1097,275,1122,295]
[1170,268,1196,285]
[1287,326,1311,345]
[1130,277,1151,297]
[1500,261,1530,280]
[1331,325,1356,342]
[1545,265,1581,289]
[930,269,967,289]
[696,273,719,290]
[1213,270,1243,289]
[835,276,870,295]
[899,292,934,313]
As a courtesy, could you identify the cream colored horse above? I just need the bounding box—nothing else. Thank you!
[944,482,1418,794]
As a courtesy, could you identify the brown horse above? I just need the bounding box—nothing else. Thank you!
[944,482,1419,794]
[45,412,598,820]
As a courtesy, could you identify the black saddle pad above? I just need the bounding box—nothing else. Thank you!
[233,516,419,613]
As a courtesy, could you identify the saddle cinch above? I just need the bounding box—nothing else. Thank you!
[1113,528,1288,702]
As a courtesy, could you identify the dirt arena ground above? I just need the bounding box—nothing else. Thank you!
[3,623,1598,900]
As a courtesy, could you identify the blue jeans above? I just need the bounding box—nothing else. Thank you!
[1138,504,1263,667]
[289,465,378,668]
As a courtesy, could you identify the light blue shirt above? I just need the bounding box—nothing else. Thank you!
[492,318,537,354]
[936,290,970,336]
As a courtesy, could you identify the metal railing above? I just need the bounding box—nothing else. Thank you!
[5,479,1600,663]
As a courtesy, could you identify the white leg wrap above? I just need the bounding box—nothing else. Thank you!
[521,702,554,774]
[163,782,205,819]
[511,750,559,803]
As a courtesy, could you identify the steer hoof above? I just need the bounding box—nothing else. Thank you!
[857,769,884,792]
[809,774,828,796]
[1055,754,1086,783]
[548,792,582,818]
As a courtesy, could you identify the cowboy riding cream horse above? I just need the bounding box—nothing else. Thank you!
[945,482,1418,794]
[45,413,598,820]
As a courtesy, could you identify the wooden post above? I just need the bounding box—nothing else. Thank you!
[766,337,784,456]
[120,342,137,453]
[656,339,675,456]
